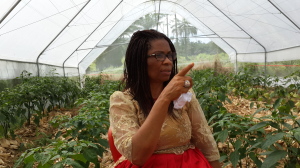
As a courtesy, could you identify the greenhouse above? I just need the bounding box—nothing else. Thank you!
[0,0,300,167]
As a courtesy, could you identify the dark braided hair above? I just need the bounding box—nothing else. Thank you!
[122,29,178,118]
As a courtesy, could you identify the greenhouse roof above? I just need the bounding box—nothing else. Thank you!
[1,0,300,79]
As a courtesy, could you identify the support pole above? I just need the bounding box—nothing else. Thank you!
[156,0,162,31]
[36,0,91,77]
[268,0,300,31]
[207,0,267,77]
[63,0,124,77]
[0,0,21,25]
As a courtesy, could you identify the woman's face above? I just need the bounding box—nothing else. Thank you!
[147,39,173,84]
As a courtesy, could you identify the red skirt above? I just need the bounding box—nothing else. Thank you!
[115,148,212,168]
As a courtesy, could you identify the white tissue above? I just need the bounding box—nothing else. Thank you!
[173,92,192,109]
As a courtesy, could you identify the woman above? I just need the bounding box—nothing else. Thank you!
[109,29,221,168]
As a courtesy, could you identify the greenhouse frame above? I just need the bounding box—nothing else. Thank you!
[1,1,300,167]
[1,0,300,80]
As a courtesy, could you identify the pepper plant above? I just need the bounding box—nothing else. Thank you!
[14,140,103,168]
[0,70,81,138]
[191,67,300,167]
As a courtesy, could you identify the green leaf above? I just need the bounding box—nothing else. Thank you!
[262,132,286,150]
[217,130,228,143]
[74,145,83,153]
[288,145,298,155]
[71,154,87,163]
[83,147,98,162]
[0,113,6,122]
[249,152,262,167]
[273,98,282,109]
[64,158,85,168]
[34,153,51,165]
[296,119,300,127]
[37,162,51,168]
[246,142,262,152]
[24,154,35,164]
[68,140,77,147]
[51,162,63,168]
[24,162,34,168]
[233,139,242,150]
[250,102,254,109]
[51,155,61,161]
[207,114,218,124]
[226,97,232,104]
[287,100,295,108]
[219,155,227,162]
[55,131,62,139]
[41,154,52,166]
[252,108,264,116]
[282,122,292,130]
[218,92,226,102]
[247,121,268,132]
[98,139,108,148]
[25,150,35,159]
[269,122,280,130]
[261,150,287,168]
[229,150,239,168]
[294,132,300,142]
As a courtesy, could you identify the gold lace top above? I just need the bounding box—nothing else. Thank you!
[109,89,220,165]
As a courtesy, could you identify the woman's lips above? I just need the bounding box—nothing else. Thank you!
[161,70,171,75]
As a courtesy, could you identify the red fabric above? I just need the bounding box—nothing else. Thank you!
[115,148,212,168]
[108,127,122,162]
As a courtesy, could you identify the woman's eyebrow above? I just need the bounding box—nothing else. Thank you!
[153,51,172,53]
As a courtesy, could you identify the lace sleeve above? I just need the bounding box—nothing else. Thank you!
[188,90,220,162]
[109,91,139,162]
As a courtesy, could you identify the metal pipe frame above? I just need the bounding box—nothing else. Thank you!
[0,58,75,68]
[36,0,91,77]
[156,0,162,31]
[0,0,21,25]
[63,0,124,77]
[268,0,300,31]
[77,0,238,75]
[207,0,267,75]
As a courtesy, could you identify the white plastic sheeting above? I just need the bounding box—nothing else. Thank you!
[0,0,300,79]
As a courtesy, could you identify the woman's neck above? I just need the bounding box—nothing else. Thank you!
[150,82,164,99]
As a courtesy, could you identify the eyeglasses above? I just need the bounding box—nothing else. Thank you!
[147,52,177,61]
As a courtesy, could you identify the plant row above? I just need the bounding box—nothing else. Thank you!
[0,71,81,138]
[11,68,300,168]
[14,76,119,167]
[191,68,300,168]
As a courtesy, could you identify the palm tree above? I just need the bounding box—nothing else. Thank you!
[135,13,166,30]
[119,13,165,39]
[171,18,197,57]
[174,18,197,38]
[94,13,166,71]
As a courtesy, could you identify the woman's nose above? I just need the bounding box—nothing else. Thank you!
[163,56,173,64]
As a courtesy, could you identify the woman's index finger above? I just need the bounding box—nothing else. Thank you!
[177,63,194,76]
